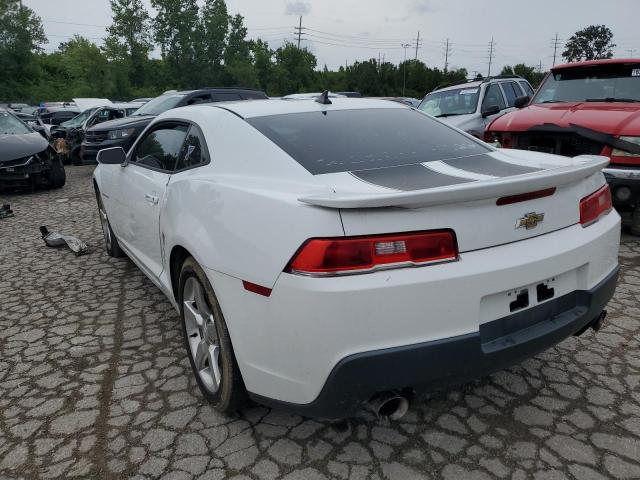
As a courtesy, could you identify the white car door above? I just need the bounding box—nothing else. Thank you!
[112,122,189,278]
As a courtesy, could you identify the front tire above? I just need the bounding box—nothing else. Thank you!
[95,188,124,257]
[179,257,247,413]
[47,157,66,189]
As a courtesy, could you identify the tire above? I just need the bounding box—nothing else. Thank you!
[95,188,125,257]
[71,148,83,166]
[47,157,66,189]
[631,207,640,237]
[179,257,248,413]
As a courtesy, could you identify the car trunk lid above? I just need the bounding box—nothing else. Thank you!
[301,150,608,252]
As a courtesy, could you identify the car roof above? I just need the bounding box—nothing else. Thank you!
[435,81,483,93]
[194,98,406,119]
[171,87,267,96]
[552,58,640,70]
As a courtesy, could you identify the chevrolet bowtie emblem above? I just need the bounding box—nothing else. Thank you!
[516,212,545,230]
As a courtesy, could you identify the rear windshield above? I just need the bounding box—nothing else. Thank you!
[247,108,489,175]
[132,94,185,116]
[533,63,640,104]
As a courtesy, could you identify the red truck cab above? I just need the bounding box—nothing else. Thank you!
[486,59,640,234]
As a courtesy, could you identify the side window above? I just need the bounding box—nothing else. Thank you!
[483,84,507,110]
[214,93,242,102]
[500,82,518,107]
[187,94,213,106]
[175,125,208,171]
[133,124,189,171]
[519,81,535,96]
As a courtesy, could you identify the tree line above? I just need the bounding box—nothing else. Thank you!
[0,0,618,104]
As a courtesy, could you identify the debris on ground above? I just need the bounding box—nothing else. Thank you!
[0,204,14,219]
[40,225,89,255]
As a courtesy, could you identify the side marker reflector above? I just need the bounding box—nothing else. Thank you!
[243,281,272,297]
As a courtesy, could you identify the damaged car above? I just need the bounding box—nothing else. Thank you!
[0,108,65,190]
[51,102,143,165]
[486,59,640,234]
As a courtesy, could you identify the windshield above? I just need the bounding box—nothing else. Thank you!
[247,108,489,175]
[418,87,480,117]
[0,111,32,135]
[131,94,185,116]
[533,63,640,104]
[61,108,96,128]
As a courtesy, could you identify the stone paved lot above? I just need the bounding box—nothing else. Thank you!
[0,165,639,480]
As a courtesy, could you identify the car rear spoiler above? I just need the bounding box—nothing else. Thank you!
[299,155,609,209]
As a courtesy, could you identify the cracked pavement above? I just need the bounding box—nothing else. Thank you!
[0,165,639,480]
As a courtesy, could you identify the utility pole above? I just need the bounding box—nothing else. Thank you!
[551,33,561,66]
[487,37,495,77]
[294,16,303,49]
[414,31,421,60]
[537,60,543,74]
[444,38,451,72]
[628,49,637,57]
[401,43,411,96]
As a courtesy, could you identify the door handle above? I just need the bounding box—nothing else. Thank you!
[145,193,159,205]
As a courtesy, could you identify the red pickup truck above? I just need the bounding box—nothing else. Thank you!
[486,59,640,235]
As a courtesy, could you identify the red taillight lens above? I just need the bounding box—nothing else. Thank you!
[287,230,458,276]
[580,185,612,227]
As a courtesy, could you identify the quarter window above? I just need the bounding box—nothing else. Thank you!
[133,124,189,171]
[483,84,507,110]
[519,81,535,96]
[176,125,208,171]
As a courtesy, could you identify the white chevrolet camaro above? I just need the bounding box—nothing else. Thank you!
[93,96,620,420]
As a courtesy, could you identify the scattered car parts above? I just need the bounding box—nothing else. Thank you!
[40,225,89,256]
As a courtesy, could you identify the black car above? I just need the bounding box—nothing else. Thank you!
[81,88,268,164]
[35,106,81,126]
[0,108,65,190]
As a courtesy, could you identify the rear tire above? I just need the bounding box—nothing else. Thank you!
[47,157,66,189]
[631,207,640,236]
[179,257,248,413]
[95,188,125,257]
[71,148,83,166]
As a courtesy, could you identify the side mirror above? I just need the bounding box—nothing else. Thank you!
[481,104,501,118]
[514,95,530,109]
[97,147,127,165]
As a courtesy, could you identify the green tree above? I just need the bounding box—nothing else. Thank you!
[152,0,200,88]
[0,0,46,101]
[270,42,317,95]
[104,0,153,89]
[225,13,250,65]
[200,0,228,83]
[501,63,545,88]
[57,36,114,98]
[563,25,615,62]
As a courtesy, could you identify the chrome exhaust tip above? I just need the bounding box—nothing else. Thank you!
[368,392,410,420]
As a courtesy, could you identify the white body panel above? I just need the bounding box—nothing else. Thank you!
[92,99,621,406]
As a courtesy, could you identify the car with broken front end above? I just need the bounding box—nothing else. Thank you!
[93,96,620,420]
[485,59,640,235]
[0,107,65,190]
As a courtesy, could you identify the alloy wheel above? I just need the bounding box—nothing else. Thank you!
[183,276,222,394]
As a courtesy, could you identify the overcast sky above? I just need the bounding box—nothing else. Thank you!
[24,0,639,76]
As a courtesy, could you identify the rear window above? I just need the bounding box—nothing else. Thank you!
[247,108,489,175]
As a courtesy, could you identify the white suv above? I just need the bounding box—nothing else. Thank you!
[418,76,535,138]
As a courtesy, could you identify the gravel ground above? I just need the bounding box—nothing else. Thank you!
[1,165,639,480]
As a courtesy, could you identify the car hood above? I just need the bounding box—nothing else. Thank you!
[88,115,155,132]
[0,133,49,163]
[489,102,640,136]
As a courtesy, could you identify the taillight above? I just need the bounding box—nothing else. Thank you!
[580,185,612,227]
[287,230,458,276]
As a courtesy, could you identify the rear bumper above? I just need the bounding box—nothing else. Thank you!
[251,266,618,419]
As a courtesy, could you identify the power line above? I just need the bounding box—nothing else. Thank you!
[487,37,495,77]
